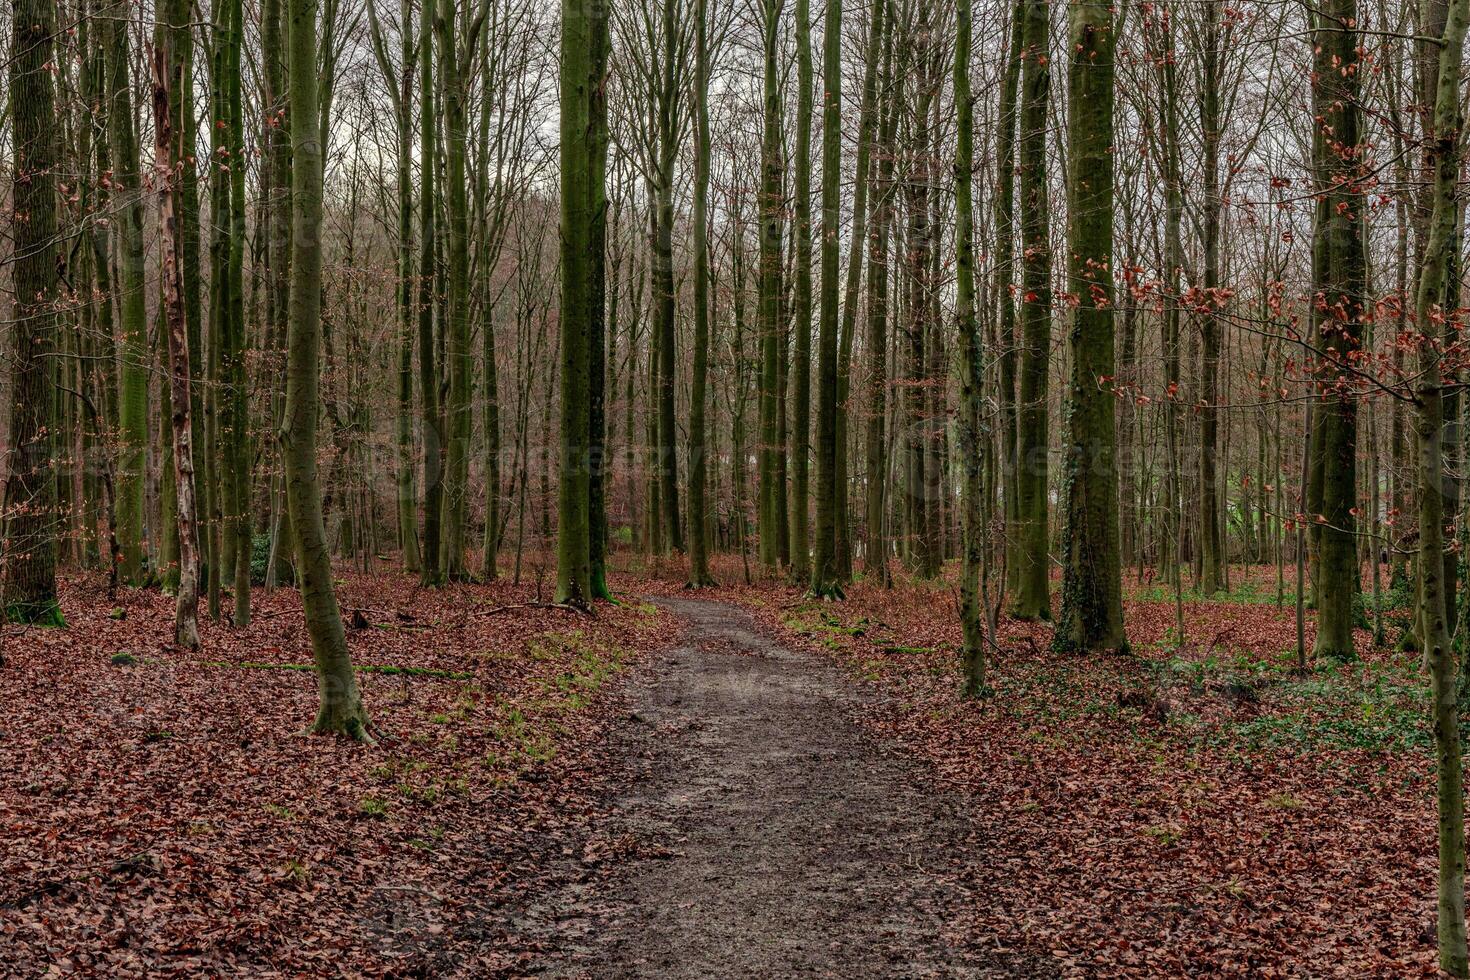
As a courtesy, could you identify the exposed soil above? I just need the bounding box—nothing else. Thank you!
[501,597,1038,978]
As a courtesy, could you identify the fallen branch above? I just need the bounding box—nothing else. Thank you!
[480,601,593,617]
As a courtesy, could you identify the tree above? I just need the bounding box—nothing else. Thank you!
[151,42,202,649]
[955,0,986,691]
[1053,0,1125,653]
[809,0,842,597]
[1009,0,1052,619]
[222,0,251,625]
[285,0,371,738]
[1307,0,1365,659]
[994,0,1022,603]
[757,0,786,572]
[104,0,151,586]
[1415,0,1470,967]
[862,5,899,589]
[438,0,479,581]
[367,0,422,576]
[1194,0,1224,595]
[3,0,62,625]
[833,0,888,584]
[555,0,612,606]
[418,0,445,585]
[686,0,717,587]
[789,0,814,582]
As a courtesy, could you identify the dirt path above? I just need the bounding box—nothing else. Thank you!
[505,597,1036,978]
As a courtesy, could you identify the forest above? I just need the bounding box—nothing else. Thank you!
[3,0,1470,970]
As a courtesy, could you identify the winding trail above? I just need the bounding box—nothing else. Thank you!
[510,597,1036,977]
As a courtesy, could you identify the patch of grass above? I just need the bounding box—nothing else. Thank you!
[263,803,296,821]
[110,651,138,666]
[358,796,389,819]
[1134,579,1280,606]
[1265,792,1303,811]
[1142,823,1183,846]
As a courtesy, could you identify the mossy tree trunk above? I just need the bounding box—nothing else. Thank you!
[1416,0,1470,968]
[1054,0,1126,654]
[687,0,717,587]
[1309,0,1365,659]
[555,0,611,606]
[105,0,151,586]
[1010,0,1052,619]
[3,0,62,625]
[810,0,842,597]
[285,0,370,740]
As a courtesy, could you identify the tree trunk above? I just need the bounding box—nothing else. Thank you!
[554,0,611,605]
[3,0,62,624]
[1010,0,1052,618]
[956,0,988,692]
[1417,0,1470,968]
[757,0,785,572]
[811,0,842,596]
[1309,0,1365,659]
[284,0,370,739]
[687,0,716,587]
[151,43,202,649]
[1054,0,1125,653]
[438,0,472,581]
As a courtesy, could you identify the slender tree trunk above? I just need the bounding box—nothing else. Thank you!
[995,0,1023,597]
[862,17,898,588]
[1011,0,1052,618]
[758,0,785,571]
[1196,2,1223,595]
[833,0,887,583]
[1417,0,1470,968]
[438,0,472,581]
[105,0,150,586]
[418,0,444,584]
[285,0,370,739]
[789,0,814,582]
[151,43,202,649]
[687,0,716,587]
[811,0,843,596]
[956,0,988,692]
[223,0,251,624]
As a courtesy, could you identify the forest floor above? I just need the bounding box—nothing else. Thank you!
[0,555,1449,976]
